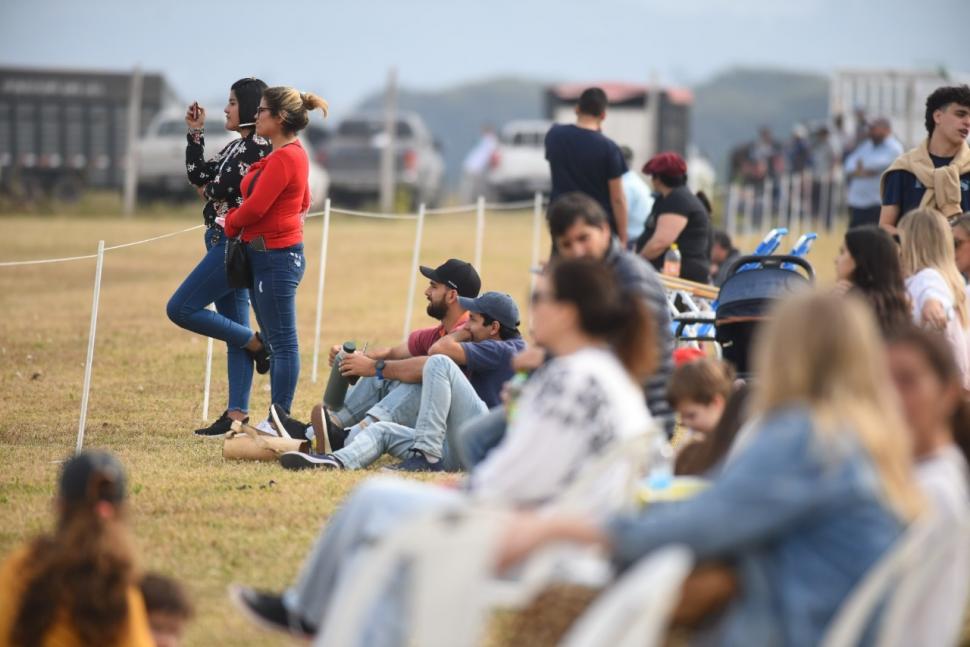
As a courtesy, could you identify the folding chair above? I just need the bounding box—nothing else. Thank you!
[315,506,511,647]
[315,425,662,646]
[561,545,694,647]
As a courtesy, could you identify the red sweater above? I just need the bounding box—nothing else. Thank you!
[223,140,310,248]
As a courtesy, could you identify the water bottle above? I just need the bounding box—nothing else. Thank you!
[645,434,675,491]
[504,371,530,422]
[323,341,356,410]
[662,243,682,277]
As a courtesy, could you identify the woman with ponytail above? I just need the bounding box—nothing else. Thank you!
[0,451,153,647]
[218,87,329,435]
[231,258,658,640]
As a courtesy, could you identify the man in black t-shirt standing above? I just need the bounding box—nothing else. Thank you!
[545,87,629,246]
[880,85,970,231]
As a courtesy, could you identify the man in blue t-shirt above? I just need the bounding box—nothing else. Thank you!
[545,87,629,245]
[881,85,970,230]
[281,292,525,473]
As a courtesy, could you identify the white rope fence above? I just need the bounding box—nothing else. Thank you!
[0,194,544,449]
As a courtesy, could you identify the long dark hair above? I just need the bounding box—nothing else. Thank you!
[844,226,911,336]
[547,258,657,380]
[888,327,970,464]
[11,453,137,647]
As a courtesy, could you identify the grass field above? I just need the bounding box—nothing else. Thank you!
[0,204,841,646]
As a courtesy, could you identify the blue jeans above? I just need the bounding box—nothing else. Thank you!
[166,228,254,413]
[284,477,465,643]
[332,377,423,430]
[451,406,508,470]
[334,355,487,470]
[248,242,306,413]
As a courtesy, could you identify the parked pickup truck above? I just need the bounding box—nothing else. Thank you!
[485,120,552,202]
[325,112,444,208]
[138,109,329,207]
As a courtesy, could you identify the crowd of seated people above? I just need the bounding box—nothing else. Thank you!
[5,199,970,646]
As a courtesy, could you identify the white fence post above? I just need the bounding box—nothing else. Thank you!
[311,198,332,383]
[725,183,739,240]
[529,191,543,293]
[202,307,214,422]
[762,178,774,232]
[779,173,790,229]
[75,240,105,454]
[402,204,426,342]
[474,195,485,273]
[743,186,755,240]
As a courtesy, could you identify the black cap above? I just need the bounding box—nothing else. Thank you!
[419,259,481,298]
[59,450,127,505]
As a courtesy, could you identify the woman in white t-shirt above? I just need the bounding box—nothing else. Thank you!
[229,258,657,640]
[887,326,970,647]
[900,208,970,389]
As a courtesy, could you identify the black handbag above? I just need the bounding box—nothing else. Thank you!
[224,167,264,288]
[225,234,250,289]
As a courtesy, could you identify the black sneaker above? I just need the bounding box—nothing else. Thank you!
[269,404,309,440]
[383,450,444,473]
[228,584,316,639]
[248,331,271,375]
[194,410,247,437]
[311,404,347,454]
[279,451,343,471]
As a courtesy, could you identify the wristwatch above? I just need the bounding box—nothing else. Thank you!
[375,359,386,381]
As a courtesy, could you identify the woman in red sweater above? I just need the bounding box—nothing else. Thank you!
[218,86,328,435]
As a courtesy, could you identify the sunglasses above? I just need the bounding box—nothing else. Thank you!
[256,106,273,116]
[530,290,554,305]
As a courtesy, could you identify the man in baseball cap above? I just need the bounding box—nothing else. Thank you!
[419,258,481,298]
[308,258,482,456]
[283,291,526,472]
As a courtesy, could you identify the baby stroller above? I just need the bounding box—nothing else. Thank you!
[715,254,814,374]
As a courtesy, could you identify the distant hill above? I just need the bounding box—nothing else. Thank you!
[691,67,830,176]
[351,67,831,187]
[356,77,548,187]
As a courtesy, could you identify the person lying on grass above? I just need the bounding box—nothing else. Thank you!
[229,257,657,641]
[283,292,525,472]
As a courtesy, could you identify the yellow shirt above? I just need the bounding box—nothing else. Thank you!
[0,545,155,647]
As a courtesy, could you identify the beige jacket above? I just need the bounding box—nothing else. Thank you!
[881,139,970,218]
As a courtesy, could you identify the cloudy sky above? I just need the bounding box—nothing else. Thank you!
[2,0,966,119]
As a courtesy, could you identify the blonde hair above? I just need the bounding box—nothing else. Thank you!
[900,208,969,327]
[751,292,923,522]
[262,86,328,134]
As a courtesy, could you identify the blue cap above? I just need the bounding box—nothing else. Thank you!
[458,291,520,330]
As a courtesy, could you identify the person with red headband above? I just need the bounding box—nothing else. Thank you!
[635,151,713,283]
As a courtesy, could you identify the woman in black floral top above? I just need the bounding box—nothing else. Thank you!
[166,78,274,437]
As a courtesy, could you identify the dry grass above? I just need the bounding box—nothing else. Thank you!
[0,207,840,646]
